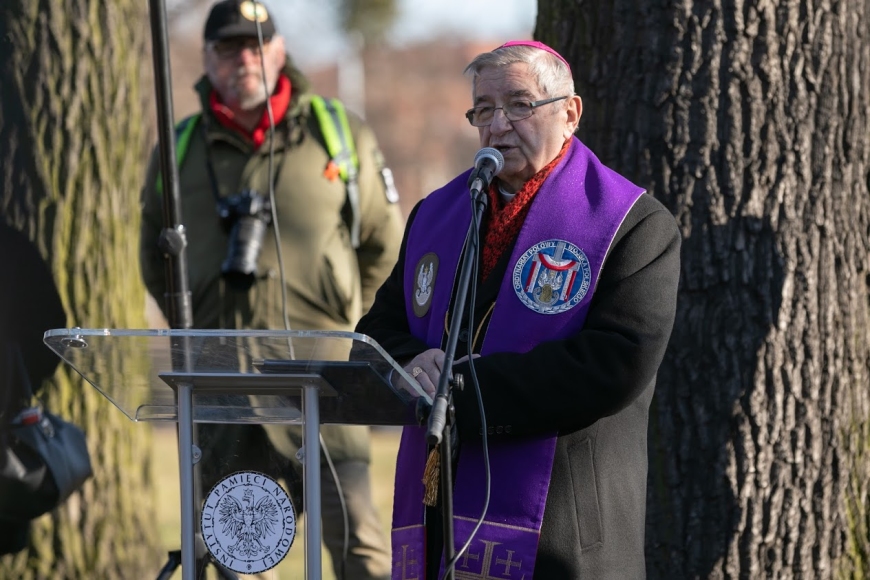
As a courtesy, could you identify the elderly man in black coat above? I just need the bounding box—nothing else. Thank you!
[357,40,681,579]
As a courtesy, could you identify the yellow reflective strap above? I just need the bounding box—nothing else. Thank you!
[309,95,358,182]
[310,95,361,248]
[155,114,201,195]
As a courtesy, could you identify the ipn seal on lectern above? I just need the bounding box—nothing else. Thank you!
[201,471,297,574]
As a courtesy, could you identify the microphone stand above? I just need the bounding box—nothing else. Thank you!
[425,177,489,580]
[147,0,191,331]
[146,1,237,579]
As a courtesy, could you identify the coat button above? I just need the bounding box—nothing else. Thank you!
[487,426,494,435]
[496,426,503,434]
[458,328,469,342]
[505,425,512,434]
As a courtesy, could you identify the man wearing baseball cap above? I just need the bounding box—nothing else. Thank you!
[203,0,277,41]
[140,1,401,578]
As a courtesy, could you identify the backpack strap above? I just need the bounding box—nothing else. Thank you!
[155,113,201,195]
[309,95,361,249]
[155,102,364,249]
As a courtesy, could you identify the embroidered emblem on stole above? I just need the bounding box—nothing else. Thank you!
[513,239,591,314]
[413,252,439,317]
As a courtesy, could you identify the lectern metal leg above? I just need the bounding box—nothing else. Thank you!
[178,382,196,580]
[303,385,321,580]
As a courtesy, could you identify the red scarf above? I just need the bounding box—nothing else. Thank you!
[209,74,292,149]
[482,140,571,281]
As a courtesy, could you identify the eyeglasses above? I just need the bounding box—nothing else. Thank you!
[208,37,271,59]
[465,95,569,127]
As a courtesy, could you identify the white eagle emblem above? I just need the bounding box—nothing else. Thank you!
[415,261,434,307]
[219,489,279,558]
[513,239,592,314]
[201,471,297,574]
[412,252,439,317]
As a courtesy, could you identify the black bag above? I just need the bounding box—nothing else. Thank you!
[0,344,93,523]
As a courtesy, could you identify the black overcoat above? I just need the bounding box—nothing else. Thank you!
[357,192,681,579]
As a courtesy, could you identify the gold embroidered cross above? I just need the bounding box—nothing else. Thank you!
[454,540,525,579]
[459,549,481,569]
[495,550,522,576]
[398,544,419,580]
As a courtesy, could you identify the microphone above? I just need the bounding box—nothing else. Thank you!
[467,147,505,197]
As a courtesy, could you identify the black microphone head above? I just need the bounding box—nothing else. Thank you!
[474,147,505,175]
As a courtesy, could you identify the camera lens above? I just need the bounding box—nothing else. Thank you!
[221,215,267,290]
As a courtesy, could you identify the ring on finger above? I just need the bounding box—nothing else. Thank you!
[411,366,424,378]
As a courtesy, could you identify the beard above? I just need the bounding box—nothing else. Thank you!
[230,66,276,111]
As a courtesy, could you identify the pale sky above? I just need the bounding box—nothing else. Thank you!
[269,0,538,67]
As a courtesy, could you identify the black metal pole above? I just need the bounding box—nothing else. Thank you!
[147,0,192,330]
[145,2,218,579]
[426,186,488,580]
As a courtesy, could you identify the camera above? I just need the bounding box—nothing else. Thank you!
[216,189,272,290]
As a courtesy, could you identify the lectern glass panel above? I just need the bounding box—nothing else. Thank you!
[43,329,428,424]
[44,328,424,579]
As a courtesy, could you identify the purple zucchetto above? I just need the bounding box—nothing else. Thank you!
[497,40,571,72]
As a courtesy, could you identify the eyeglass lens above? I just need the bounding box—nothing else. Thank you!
[212,37,269,58]
[465,96,567,127]
[469,102,532,125]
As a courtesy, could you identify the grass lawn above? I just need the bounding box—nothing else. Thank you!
[151,425,401,579]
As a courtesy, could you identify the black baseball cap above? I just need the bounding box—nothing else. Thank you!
[204,0,277,42]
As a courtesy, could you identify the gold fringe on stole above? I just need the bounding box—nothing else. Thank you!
[422,447,440,506]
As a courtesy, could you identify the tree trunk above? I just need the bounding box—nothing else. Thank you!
[537,0,870,578]
[0,0,160,577]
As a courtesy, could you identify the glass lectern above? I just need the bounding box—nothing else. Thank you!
[44,328,427,580]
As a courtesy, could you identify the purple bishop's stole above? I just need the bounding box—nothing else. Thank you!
[392,137,644,580]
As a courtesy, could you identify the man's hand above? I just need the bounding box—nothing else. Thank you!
[400,348,446,399]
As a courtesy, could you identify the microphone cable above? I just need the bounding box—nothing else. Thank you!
[253,10,350,579]
[253,14,292,354]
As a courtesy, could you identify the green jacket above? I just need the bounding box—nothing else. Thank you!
[139,61,404,462]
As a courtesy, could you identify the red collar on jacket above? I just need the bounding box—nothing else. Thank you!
[208,74,292,149]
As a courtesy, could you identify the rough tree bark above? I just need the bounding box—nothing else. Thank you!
[0,0,159,577]
[537,0,870,578]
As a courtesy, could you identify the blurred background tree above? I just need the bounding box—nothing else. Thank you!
[537,0,870,577]
[0,0,159,577]
[338,0,398,46]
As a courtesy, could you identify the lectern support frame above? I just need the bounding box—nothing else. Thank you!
[177,382,196,580]
[303,386,321,580]
[162,374,332,580]
[44,328,429,580]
